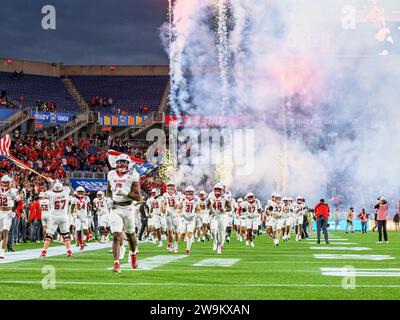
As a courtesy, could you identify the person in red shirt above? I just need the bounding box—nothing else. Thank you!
[314,199,330,244]
[15,200,27,243]
[29,200,42,243]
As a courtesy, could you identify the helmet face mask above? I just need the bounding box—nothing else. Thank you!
[53,182,63,193]
[116,160,129,174]
[199,191,206,201]
[97,191,104,199]
[1,175,11,188]
[185,191,194,199]
[247,195,255,203]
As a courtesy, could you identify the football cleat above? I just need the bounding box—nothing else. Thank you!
[173,245,178,253]
[113,261,121,273]
[226,236,230,243]
[217,245,222,254]
[212,242,217,251]
[130,254,138,269]
[40,250,47,257]
[185,249,190,256]
[245,240,249,246]
[250,241,255,248]
[67,250,72,257]
[158,241,163,247]
[80,244,85,251]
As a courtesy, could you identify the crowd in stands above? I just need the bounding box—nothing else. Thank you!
[35,100,57,112]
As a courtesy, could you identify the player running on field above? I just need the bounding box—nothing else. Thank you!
[93,191,112,243]
[70,186,92,250]
[0,175,21,259]
[178,186,200,255]
[146,188,165,247]
[40,181,73,257]
[38,191,51,240]
[244,193,262,247]
[207,183,232,254]
[162,181,181,253]
[107,154,142,273]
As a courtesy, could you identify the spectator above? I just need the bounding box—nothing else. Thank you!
[358,208,369,234]
[1,88,6,98]
[345,207,355,233]
[16,199,27,243]
[108,97,113,105]
[19,70,24,79]
[143,105,149,114]
[12,70,18,79]
[29,200,39,242]
[314,199,330,244]
[374,197,389,244]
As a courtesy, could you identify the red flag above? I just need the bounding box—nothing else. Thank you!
[107,149,144,168]
[0,134,11,157]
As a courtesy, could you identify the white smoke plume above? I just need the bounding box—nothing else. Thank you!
[160,0,400,209]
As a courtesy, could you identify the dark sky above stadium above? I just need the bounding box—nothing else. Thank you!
[0,0,168,65]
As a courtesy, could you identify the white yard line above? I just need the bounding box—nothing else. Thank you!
[193,258,240,267]
[314,254,395,261]
[321,267,400,277]
[310,247,371,251]
[115,254,188,270]
[1,280,400,288]
[0,243,112,264]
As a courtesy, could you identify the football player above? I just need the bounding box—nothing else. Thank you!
[223,186,234,243]
[107,154,142,272]
[264,193,276,240]
[178,186,200,255]
[162,181,180,253]
[38,191,51,240]
[235,198,244,242]
[207,183,232,254]
[146,188,165,247]
[293,196,306,241]
[270,193,283,246]
[93,191,111,243]
[198,190,209,242]
[40,181,73,257]
[70,186,92,250]
[0,175,20,259]
[244,193,262,247]
[281,197,291,241]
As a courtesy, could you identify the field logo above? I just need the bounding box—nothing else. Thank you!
[41,5,56,30]
[42,265,56,289]
[341,265,356,289]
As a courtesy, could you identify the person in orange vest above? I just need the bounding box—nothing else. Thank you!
[358,209,370,234]
[345,207,355,233]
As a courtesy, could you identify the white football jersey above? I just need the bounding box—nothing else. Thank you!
[243,199,262,219]
[293,202,306,216]
[181,196,199,221]
[146,196,164,216]
[107,169,140,203]
[39,198,51,214]
[163,192,181,215]
[208,192,229,216]
[71,196,91,216]
[48,187,71,216]
[270,201,283,219]
[0,187,20,209]
[198,197,208,214]
[93,197,110,215]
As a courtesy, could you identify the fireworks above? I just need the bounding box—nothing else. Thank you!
[158,148,177,183]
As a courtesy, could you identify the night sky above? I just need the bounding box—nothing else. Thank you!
[0,0,169,65]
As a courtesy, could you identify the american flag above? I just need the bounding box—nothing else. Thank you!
[0,133,11,157]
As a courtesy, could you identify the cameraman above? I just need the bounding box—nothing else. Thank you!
[314,199,330,244]
[374,197,389,244]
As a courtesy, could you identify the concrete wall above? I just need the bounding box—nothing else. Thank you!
[0,58,169,77]
[0,58,61,77]
[62,65,169,76]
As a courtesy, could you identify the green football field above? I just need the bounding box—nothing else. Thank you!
[0,231,400,300]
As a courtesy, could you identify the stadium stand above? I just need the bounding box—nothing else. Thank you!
[0,72,80,113]
[69,75,168,114]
